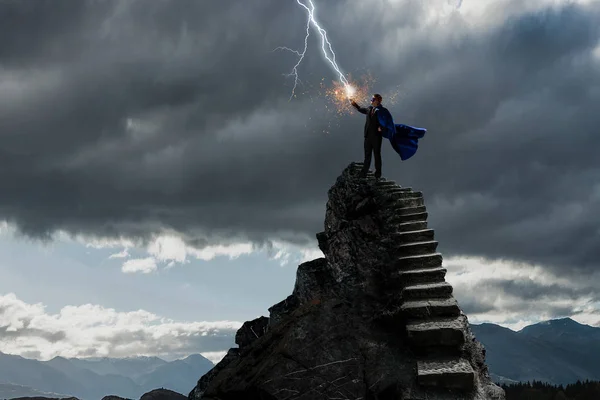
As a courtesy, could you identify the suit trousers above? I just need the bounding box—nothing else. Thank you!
[361,133,383,177]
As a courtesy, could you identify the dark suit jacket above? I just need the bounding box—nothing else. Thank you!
[352,102,382,138]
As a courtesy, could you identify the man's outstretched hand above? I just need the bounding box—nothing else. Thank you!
[350,99,357,107]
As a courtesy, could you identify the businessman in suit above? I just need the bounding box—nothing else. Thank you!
[350,94,385,179]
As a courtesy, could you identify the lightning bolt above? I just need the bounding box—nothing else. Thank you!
[274,0,354,101]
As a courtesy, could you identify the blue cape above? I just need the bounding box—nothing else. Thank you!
[375,106,426,161]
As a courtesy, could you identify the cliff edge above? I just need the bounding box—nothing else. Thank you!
[189,162,505,400]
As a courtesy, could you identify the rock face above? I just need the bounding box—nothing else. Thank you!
[189,162,505,400]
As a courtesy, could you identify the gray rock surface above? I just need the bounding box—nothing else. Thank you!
[189,162,505,400]
[235,317,269,349]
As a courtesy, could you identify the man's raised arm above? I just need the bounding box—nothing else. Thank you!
[350,99,368,114]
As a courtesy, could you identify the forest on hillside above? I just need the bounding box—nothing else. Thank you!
[502,380,600,400]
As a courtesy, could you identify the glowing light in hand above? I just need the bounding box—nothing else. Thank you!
[345,85,356,98]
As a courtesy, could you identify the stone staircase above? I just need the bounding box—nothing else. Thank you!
[351,163,476,392]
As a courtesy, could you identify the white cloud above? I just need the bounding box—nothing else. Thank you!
[0,220,19,238]
[109,248,130,259]
[147,235,188,263]
[1,221,325,272]
[200,351,228,364]
[189,242,255,261]
[0,293,242,361]
[593,39,600,61]
[75,235,137,250]
[98,230,322,270]
[147,234,255,264]
[264,240,324,267]
[122,257,157,274]
[446,0,594,28]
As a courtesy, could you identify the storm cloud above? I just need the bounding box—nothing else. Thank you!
[1,0,600,279]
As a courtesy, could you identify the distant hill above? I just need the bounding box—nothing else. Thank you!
[139,389,187,400]
[63,357,167,381]
[472,317,600,385]
[0,353,213,400]
[0,383,71,400]
[136,355,213,394]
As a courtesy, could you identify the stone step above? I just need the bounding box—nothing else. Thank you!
[396,240,438,257]
[381,187,412,193]
[391,197,425,209]
[349,166,374,174]
[378,192,422,205]
[390,229,435,244]
[395,253,443,270]
[395,221,428,233]
[350,164,374,172]
[401,297,459,319]
[375,180,397,187]
[397,266,446,285]
[385,191,422,199]
[407,316,466,348]
[349,167,373,174]
[402,281,452,300]
[389,211,428,224]
[417,358,475,390]
[385,265,444,290]
[391,205,427,217]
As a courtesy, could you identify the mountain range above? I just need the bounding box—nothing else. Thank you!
[0,353,213,400]
[472,317,600,385]
[1,317,599,400]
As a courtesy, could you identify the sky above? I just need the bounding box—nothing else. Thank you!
[1,0,600,364]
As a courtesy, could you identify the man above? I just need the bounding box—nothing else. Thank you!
[350,94,386,179]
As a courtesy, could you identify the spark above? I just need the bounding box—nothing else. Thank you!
[323,72,375,117]
[274,0,355,101]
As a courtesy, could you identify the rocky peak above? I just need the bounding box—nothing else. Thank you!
[141,389,187,400]
[189,162,505,400]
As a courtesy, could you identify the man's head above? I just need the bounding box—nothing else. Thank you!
[371,94,382,107]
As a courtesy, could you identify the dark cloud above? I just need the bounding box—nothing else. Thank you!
[1,0,600,278]
[486,278,597,301]
[456,298,497,315]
